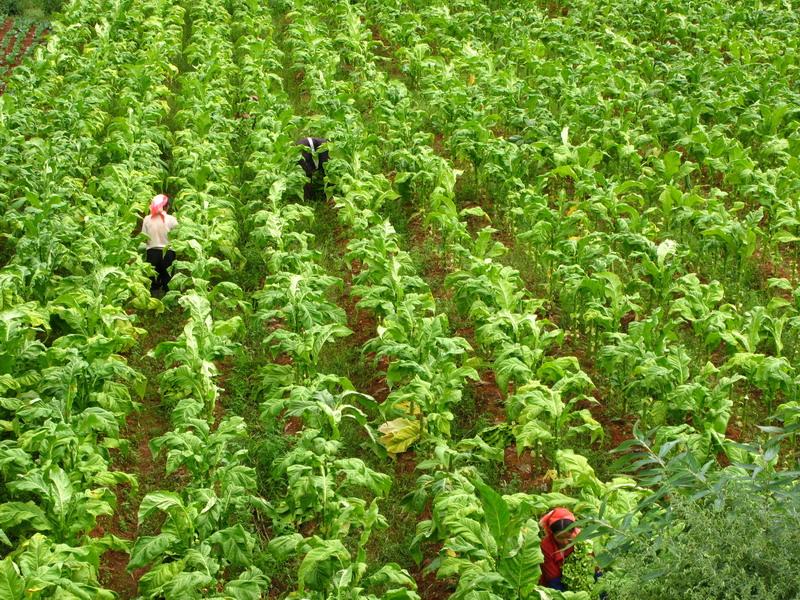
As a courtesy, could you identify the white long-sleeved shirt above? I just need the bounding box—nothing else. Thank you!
[142,214,178,249]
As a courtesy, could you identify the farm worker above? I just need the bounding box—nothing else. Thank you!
[539,507,580,590]
[141,193,178,295]
[296,137,329,201]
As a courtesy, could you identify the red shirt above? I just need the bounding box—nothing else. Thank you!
[539,508,579,585]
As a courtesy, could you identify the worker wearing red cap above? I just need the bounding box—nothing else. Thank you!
[539,507,580,590]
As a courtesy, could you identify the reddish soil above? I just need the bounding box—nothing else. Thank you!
[367,23,408,81]
[599,414,635,450]
[543,1,570,18]
[716,420,746,467]
[273,354,294,366]
[578,391,636,451]
[283,415,303,435]
[708,343,728,368]
[409,542,456,600]
[502,445,552,492]
[431,133,446,155]
[94,393,171,598]
[753,246,799,290]
[368,24,389,55]
[0,21,46,93]
[620,310,636,333]
[365,377,390,404]
[694,163,726,191]
[0,18,12,44]
[340,281,378,347]
[725,420,743,443]
[91,310,190,598]
[461,203,494,236]
[491,224,515,249]
[405,212,453,298]
[471,370,506,424]
[556,331,596,372]
[394,449,418,476]
[363,352,390,404]
[213,344,241,418]
[267,570,293,599]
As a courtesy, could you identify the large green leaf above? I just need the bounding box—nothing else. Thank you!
[333,458,392,496]
[297,539,349,592]
[0,558,23,600]
[0,502,51,532]
[138,491,183,524]
[473,480,510,551]
[128,533,180,570]
[137,559,187,597]
[207,524,253,567]
[363,563,417,589]
[223,567,270,600]
[268,533,305,560]
[165,570,214,597]
[497,519,543,598]
[49,468,74,521]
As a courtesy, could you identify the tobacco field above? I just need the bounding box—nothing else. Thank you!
[1,0,799,598]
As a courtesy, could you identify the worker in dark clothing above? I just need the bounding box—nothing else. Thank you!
[296,137,329,201]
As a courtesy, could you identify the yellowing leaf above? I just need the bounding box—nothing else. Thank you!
[378,418,421,454]
[394,401,422,416]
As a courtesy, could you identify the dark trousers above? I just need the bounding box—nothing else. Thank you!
[145,248,176,292]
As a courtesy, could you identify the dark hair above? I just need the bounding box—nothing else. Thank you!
[551,518,575,535]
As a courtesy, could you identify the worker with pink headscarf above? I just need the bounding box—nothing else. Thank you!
[141,194,178,295]
[539,507,580,590]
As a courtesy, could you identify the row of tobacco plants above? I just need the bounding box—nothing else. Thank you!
[274,0,800,597]
[276,1,644,597]
[0,0,177,595]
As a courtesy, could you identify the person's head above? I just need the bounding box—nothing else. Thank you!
[150,194,169,218]
[550,517,578,548]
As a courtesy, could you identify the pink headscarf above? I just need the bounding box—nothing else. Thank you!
[539,507,580,584]
[150,194,169,219]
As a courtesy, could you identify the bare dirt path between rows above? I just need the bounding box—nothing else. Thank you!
[95,311,183,598]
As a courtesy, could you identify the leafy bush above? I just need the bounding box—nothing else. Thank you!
[562,542,598,596]
[603,484,800,599]
[1,0,62,16]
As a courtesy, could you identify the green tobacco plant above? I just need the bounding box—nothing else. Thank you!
[149,415,253,485]
[0,534,117,600]
[266,323,353,380]
[269,511,420,599]
[2,467,116,545]
[255,270,346,332]
[263,383,376,442]
[131,487,269,598]
[408,463,550,599]
[151,293,242,419]
[507,377,602,462]
[367,307,479,445]
[270,430,391,537]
